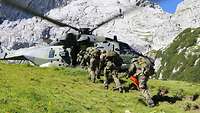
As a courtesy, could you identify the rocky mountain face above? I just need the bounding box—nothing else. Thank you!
[0,0,72,21]
[0,0,199,52]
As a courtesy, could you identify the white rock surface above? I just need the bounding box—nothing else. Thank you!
[0,0,200,53]
[0,0,72,20]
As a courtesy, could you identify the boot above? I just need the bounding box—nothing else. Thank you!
[119,87,123,93]
[104,81,109,89]
[113,87,123,93]
[147,99,155,107]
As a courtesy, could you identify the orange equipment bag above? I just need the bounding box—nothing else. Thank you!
[130,75,139,89]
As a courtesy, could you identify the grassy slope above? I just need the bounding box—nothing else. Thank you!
[157,28,200,82]
[0,63,200,113]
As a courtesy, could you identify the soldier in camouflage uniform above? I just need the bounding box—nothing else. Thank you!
[77,50,85,67]
[82,51,90,68]
[99,50,107,75]
[128,56,155,107]
[88,48,101,83]
[103,50,123,92]
[78,47,92,69]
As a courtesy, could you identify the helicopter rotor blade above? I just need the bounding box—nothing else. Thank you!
[90,6,139,32]
[90,0,157,32]
[1,0,80,32]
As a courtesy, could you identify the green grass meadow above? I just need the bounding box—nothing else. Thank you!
[0,62,200,113]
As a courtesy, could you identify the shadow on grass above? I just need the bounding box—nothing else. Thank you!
[152,94,182,105]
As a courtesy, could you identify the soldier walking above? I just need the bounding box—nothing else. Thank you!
[128,56,155,107]
[88,48,101,83]
[103,50,123,93]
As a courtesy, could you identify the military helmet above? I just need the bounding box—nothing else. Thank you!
[86,47,93,52]
[138,56,145,62]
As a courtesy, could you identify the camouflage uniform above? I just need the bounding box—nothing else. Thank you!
[88,48,100,83]
[99,50,107,74]
[103,51,123,92]
[77,50,88,68]
[128,56,155,107]
[82,52,90,68]
[77,50,84,64]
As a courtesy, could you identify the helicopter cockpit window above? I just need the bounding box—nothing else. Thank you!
[49,48,55,58]
[115,48,120,52]
[97,46,104,49]
[103,41,108,43]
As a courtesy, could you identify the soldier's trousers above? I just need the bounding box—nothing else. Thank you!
[89,67,99,83]
[140,89,152,101]
[104,69,122,88]
[138,76,153,104]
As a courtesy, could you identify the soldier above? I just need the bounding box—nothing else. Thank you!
[77,50,86,67]
[128,56,155,107]
[60,49,71,65]
[82,51,90,68]
[84,47,94,69]
[62,33,80,66]
[88,48,101,83]
[103,50,123,93]
[99,50,107,74]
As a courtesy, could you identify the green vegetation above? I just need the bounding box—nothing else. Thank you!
[0,62,200,113]
[157,27,200,82]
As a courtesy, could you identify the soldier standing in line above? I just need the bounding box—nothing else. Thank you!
[86,47,95,72]
[99,50,107,75]
[77,50,86,67]
[128,56,155,107]
[88,48,101,83]
[103,50,123,93]
[82,50,90,69]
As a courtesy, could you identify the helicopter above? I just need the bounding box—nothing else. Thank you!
[0,0,152,67]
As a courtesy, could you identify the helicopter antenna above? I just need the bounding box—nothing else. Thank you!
[1,0,80,32]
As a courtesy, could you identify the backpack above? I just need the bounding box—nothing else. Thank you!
[137,56,155,76]
[106,50,123,67]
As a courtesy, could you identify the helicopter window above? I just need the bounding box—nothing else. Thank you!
[49,48,55,58]
[103,41,108,43]
[115,48,120,51]
[97,46,104,49]
[107,43,110,46]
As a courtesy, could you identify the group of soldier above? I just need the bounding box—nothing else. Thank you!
[76,47,155,107]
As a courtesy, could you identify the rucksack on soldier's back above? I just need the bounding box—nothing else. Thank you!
[138,56,155,76]
[106,50,123,66]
